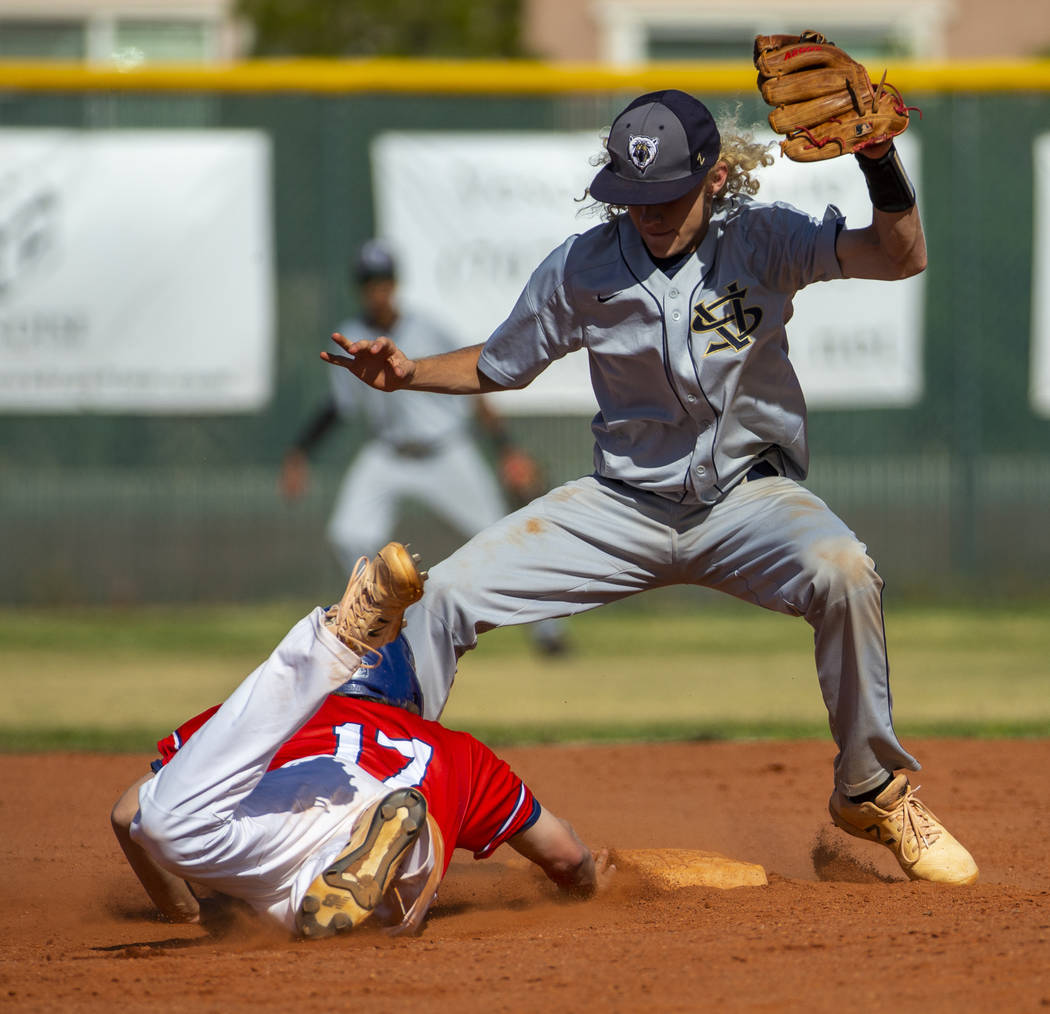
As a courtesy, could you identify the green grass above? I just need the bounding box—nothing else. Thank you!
[2,593,1048,751]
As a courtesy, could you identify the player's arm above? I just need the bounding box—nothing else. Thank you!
[322,336,510,395]
[834,140,927,281]
[111,773,202,923]
[280,398,339,500]
[507,806,613,899]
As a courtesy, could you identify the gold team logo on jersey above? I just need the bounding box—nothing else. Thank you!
[692,281,763,355]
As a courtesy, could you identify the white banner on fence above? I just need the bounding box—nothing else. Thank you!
[0,129,274,413]
[1031,133,1050,418]
[372,131,600,415]
[373,130,923,415]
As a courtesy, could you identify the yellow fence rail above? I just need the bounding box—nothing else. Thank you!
[1,58,1049,95]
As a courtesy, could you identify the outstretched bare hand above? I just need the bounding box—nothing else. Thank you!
[593,847,617,892]
[320,333,416,392]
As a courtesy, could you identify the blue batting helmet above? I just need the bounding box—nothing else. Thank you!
[333,633,424,716]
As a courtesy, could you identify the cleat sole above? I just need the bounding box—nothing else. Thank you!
[295,787,427,940]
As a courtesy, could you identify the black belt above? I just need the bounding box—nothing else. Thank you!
[744,460,780,482]
[391,442,439,459]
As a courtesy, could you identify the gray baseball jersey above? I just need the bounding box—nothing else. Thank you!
[479,196,843,504]
[402,195,920,798]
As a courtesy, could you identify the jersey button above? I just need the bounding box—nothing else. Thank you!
[670,288,680,298]
[687,394,697,403]
[672,310,681,321]
[695,465,706,476]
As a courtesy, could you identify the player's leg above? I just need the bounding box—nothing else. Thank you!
[683,475,916,791]
[111,772,201,922]
[683,475,977,883]
[132,608,372,879]
[130,549,429,929]
[326,443,400,570]
[404,475,669,718]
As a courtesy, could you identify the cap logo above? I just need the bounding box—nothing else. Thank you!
[628,134,659,173]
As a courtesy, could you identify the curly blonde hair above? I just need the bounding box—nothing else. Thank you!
[716,118,776,206]
[579,113,775,221]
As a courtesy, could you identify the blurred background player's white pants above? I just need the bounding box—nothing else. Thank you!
[327,435,569,656]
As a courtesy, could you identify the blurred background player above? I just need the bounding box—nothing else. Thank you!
[281,239,568,656]
[110,542,607,939]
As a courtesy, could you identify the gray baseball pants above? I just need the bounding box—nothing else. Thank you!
[404,472,918,796]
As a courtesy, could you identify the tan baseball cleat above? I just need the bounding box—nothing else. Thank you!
[325,542,425,661]
[829,774,978,885]
[296,787,428,939]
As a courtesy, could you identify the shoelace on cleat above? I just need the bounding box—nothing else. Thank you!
[326,555,385,668]
[888,784,943,858]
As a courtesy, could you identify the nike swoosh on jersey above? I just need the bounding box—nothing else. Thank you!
[596,291,621,303]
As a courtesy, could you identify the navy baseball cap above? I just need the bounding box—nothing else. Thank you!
[354,238,397,283]
[589,90,722,206]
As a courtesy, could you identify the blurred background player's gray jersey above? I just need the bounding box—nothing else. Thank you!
[283,239,569,656]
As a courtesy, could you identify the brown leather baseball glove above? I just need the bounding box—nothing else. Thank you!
[754,30,911,161]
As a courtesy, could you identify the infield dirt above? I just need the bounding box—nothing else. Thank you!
[2,738,1047,1013]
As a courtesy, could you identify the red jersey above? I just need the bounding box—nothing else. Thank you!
[156,696,540,871]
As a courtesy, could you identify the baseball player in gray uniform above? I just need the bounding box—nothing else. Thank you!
[321,90,978,886]
[283,240,568,655]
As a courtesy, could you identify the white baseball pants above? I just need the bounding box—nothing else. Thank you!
[130,608,433,932]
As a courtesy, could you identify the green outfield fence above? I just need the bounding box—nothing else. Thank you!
[2,60,1050,604]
